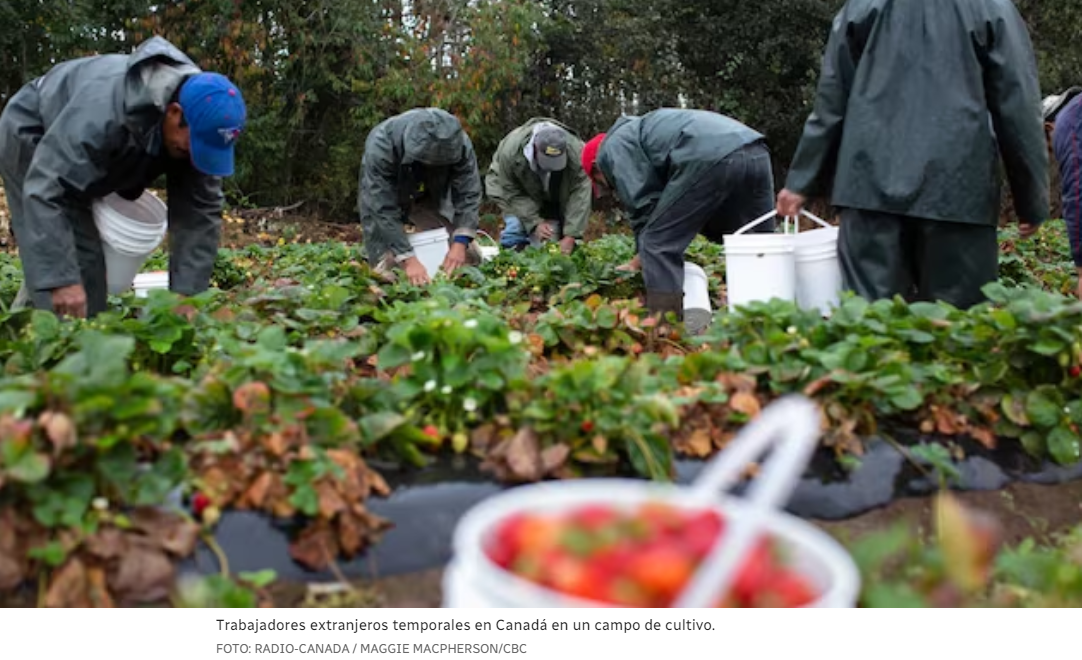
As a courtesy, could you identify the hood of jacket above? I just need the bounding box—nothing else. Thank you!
[122,37,202,136]
[401,108,467,166]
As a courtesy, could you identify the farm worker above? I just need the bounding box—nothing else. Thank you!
[777,0,1050,310]
[580,108,775,319]
[1042,87,1082,301]
[359,107,483,286]
[0,36,246,320]
[486,117,592,255]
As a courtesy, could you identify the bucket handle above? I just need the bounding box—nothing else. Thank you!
[475,230,500,248]
[733,209,832,236]
[671,394,823,608]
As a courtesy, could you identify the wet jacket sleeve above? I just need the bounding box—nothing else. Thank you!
[783,9,868,197]
[979,8,1050,226]
[166,166,223,294]
[563,158,593,239]
[1054,114,1082,267]
[359,127,412,263]
[18,87,121,291]
[485,152,542,230]
[449,135,481,240]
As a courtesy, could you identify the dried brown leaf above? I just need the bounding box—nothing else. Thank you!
[289,522,338,571]
[681,429,713,458]
[39,411,77,453]
[504,427,543,482]
[87,566,115,608]
[85,528,129,560]
[45,558,91,608]
[316,481,348,518]
[0,550,24,591]
[110,547,175,604]
[970,427,997,450]
[540,443,571,474]
[729,391,762,417]
[241,471,274,509]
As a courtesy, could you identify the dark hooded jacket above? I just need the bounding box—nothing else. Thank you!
[358,108,481,264]
[594,109,763,237]
[0,36,224,295]
[784,0,1049,227]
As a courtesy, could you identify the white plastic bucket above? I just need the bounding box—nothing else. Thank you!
[794,225,842,316]
[683,262,712,312]
[133,271,170,298]
[408,228,450,279]
[476,230,500,262]
[724,210,840,315]
[723,213,795,312]
[443,396,860,609]
[93,191,168,295]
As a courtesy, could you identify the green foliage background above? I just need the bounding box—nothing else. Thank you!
[0,0,1077,217]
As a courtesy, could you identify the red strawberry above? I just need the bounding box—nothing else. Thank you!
[191,492,211,517]
[422,425,440,438]
[570,505,618,529]
[625,545,696,602]
[1069,365,1081,378]
[580,420,595,434]
[683,510,724,558]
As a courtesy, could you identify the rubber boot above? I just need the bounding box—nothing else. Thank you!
[645,290,684,322]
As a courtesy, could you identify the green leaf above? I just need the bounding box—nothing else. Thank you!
[888,387,923,411]
[288,485,320,516]
[1019,430,1046,457]
[1025,389,1062,428]
[1001,393,1030,426]
[1031,338,1066,356]
[1047,425,1081,465]
[28,541,68,567]
[0,390,38,415]
[7,450,50,483]
[238,569,278,588]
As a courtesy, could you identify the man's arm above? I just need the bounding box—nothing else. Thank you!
[166,165,223,295]
[980,6,1050,226]
[783,6,868,197]
[562,151,594,240]
[359,127,411,264]
[449,133,481,240]
[19,88,120,292]
[1053,114,1082,273]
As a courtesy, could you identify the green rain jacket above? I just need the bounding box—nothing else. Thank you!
[594,109,764,237]
[0,36,224,295]
[784,0,1049,227]
[358,108,481,264]
[484,117,592,239]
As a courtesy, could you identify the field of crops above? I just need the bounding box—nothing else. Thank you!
[0,217,1080,607]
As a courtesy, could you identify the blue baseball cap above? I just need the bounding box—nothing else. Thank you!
[177,73,247,177]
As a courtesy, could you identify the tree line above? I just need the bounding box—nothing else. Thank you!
[1,0,1078,219]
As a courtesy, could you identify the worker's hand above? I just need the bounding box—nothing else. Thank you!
[403,256,432,286]
[559,236,577,255]
[51,283,87,319]
[538,222,557,241]
[1018,222,1040,239]
[616,254,641,273]
[442,242,468,275]
[776,189,807,218]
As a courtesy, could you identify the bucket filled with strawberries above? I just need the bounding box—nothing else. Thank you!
[444,395,860,608]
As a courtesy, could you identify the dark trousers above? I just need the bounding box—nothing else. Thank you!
[639,141,775,299]
[838,208,998,310]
